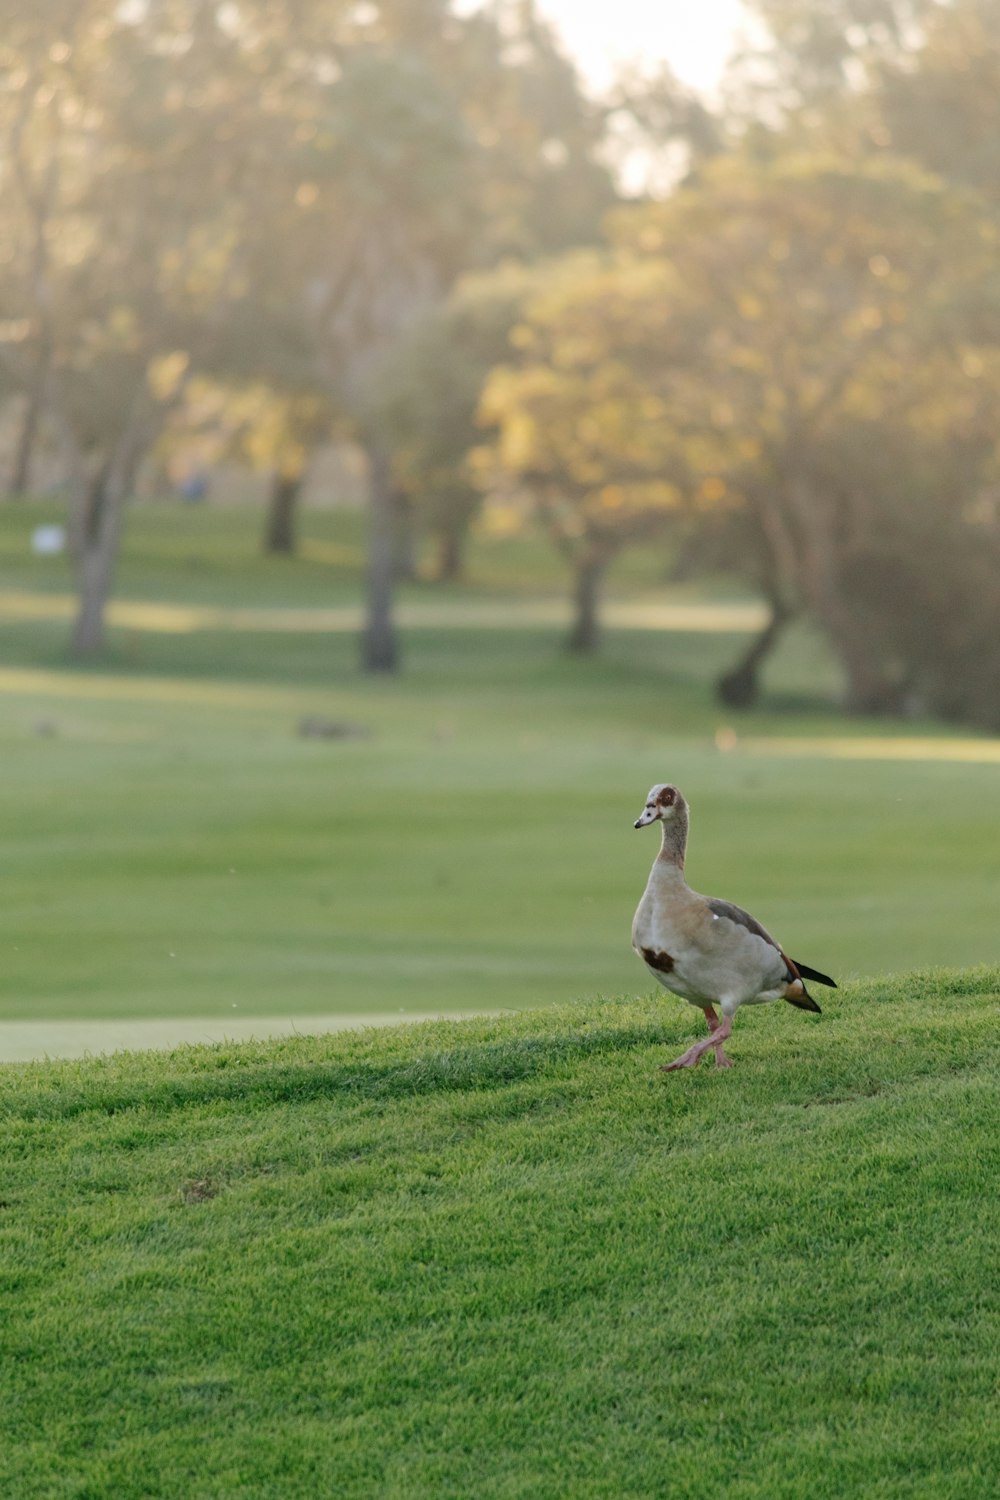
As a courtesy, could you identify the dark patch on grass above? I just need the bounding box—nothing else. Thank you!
[76,1179,130,1196]
[803,1085,886,1107]
[179,1178,220,1204]
[178,1379,234,1407]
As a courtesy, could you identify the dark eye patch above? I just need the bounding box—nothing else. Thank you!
[657,787,675,807]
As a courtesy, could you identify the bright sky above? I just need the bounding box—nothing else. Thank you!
[532,0,750,95]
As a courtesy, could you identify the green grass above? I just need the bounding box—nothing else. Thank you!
[2,502,999,1494]
[0,495,686,606]
[1,635,998,1024]
[3,970,999,1498]
[1,498,999,1028]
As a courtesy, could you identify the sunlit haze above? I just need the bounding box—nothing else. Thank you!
[532,0,749,93]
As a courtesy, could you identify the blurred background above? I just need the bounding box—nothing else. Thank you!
[0,0,998,1057]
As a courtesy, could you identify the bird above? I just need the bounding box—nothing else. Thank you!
[631,783,836,1070]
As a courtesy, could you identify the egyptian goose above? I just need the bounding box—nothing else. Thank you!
[631,783,835,1070]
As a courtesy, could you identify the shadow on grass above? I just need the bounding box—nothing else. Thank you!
[8,1022,674,1123]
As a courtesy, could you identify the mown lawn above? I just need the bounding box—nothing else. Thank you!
[1,500,999,1031]
[2,970,999,1498]
[0,495,689,606]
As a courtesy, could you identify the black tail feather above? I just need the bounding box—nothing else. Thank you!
[785,989,822,1014]
[790,960,837,989]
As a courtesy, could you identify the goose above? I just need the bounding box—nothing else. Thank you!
[631,783,836,1070]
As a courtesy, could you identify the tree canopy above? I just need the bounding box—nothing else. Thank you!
[0,0,620,657]
[481,147,1000,715]
[3,0,1000,727]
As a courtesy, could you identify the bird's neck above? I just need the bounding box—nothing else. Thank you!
[655,810,688,873]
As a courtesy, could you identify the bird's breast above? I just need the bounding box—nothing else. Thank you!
[633,877,786,1007]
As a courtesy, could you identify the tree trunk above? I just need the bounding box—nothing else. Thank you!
[716,597,794,709]
[361,437,399,673]
[779,471,901,714]
[567,549,610,654]
[67,406,153,657]
[70,470,128,657]
[72,531,120,656]
[8,349,49,496]
[391,489,419,581]
[833,626,904,714]
[264,471,303,554]
[435,525,465,583]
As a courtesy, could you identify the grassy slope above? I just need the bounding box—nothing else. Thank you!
[3,969,999,1499]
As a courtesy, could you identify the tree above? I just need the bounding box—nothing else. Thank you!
[0,0,305,653]
[307,2,622,667]
[369,264,533,582]
[218,3,620,670]
[188,384,336,557]
[874,0,1000,204]
[480,254,690,651]
[480,150,1000,712]
[315,46,475,669]
[731,0,933,114]
[0,0,635,667]
[612,153,1000,713]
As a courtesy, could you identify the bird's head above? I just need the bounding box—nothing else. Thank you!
[634,783,684,829]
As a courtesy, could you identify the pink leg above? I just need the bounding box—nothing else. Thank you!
[702,1006,733,1067]
[661,1012,734,1072]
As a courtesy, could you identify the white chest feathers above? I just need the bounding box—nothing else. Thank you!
[632,864,788,1012]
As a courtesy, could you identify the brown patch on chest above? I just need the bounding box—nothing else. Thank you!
[640,945,675,974]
